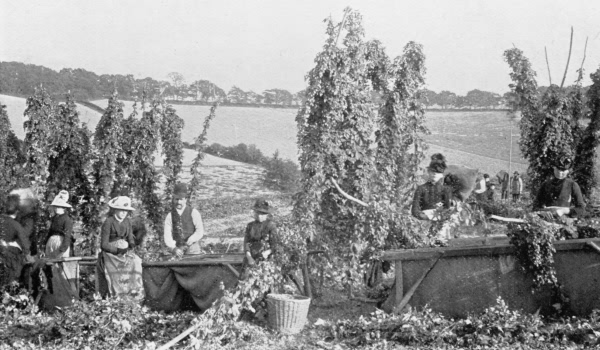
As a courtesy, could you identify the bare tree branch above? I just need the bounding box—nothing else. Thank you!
[334,8,350,47]
[577,36,589,82]
[330,178,368,207]
[545,47,552,85]
[560,26,574,89]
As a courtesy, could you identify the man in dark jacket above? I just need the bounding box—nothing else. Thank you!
[534,156,586,219]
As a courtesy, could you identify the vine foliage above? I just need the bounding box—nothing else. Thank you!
[504,48,599,199]
[574,67,600,198]
[507,215,561,289]
[0,103,26,206]
[188,103,218,201]
[293,8,429,262]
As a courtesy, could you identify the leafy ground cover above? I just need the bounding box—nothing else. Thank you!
[4,281,600,350]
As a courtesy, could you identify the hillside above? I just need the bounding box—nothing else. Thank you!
[91,99,299,161]
[1,94,528,176]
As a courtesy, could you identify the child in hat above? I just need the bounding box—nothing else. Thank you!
[511,171,523,202]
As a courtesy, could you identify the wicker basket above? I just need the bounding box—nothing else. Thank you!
[266,293,311,334]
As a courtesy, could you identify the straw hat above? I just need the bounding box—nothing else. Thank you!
[108,196,135,211]
[50,190,72,208]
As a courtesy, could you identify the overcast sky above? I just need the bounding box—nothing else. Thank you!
[1,0,600,95]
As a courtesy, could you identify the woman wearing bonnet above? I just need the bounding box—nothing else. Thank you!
[411,153,453,221]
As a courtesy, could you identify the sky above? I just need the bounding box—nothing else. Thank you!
[1,0,600,96]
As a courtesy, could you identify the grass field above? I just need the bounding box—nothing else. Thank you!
[92,99,299,162]
[426,110,526,165]
[90,98,527,175]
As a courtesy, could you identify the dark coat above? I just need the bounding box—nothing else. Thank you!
[411,181,453,220]
[534,177,586,217]
[45,213,73,255]
[243,220,279,261]
[100,216,136,254]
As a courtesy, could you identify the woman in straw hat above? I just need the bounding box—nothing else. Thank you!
[44,190,73,259]
[96,196,143,298]
[40,190,79,308]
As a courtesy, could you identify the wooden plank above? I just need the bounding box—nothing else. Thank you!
[587,241,600,254]
[301,261,312,298]
[394,254,442,313]
[394,260,403,307]
[447,236,509,247]
[181,253,244,260]
[382,238,600,261]
[44,256,92,264]
[489,215,527,223]
[224,264,240,278]
[143,257,244,267]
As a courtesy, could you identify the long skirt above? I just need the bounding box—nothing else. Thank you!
[0,245,24,287]
[42,235,79,309]
[96,240,143,298]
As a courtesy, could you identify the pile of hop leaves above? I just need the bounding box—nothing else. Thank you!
[189,260,290,347]
[0,284,197,349]
[560,217,600,239]
[324,297,600,348]
[507,214,562,289]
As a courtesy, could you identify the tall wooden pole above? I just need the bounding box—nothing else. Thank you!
[509,119,513,180]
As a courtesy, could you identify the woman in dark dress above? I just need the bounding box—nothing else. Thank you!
[10,188,39,290]
[44,190,73,259]
[243,199,279,267]
[411,153,453,221]
[96,196,142,298]
[40,190,79,307]
[0,194,32,286]
[534,156,586,219]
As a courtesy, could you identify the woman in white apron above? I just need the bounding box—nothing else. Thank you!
[42,190,79,307]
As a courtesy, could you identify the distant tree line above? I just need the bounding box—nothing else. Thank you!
[419,86,590,110]
[1,61,588,110]
[0,62,305,106]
